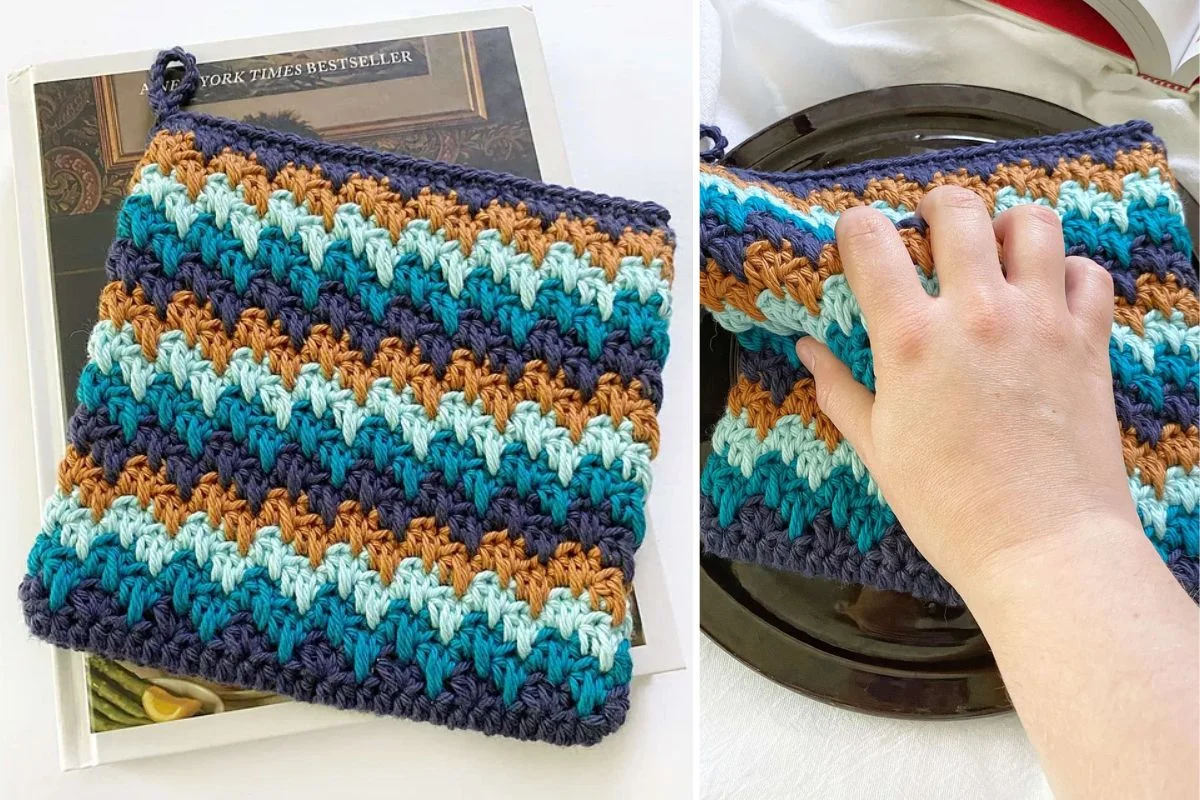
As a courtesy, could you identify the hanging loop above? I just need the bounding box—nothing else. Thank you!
[700,124,727,163]
[148,47,200,122]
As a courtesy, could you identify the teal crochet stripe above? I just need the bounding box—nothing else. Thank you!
[87,319,655,492]
[1110,310,1200,369]
[76,365,649,545]
[703,446,1198,557]
[701,453,897,551]
[724,315,1199,406]
[1128,470,1200,555]
[1109,338,1198,411]
[27,533,628,714]
[714,283,1197,409]
[41,490,632,668]
[121,188,669,363]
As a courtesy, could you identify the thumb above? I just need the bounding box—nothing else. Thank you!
[795,337,876,463]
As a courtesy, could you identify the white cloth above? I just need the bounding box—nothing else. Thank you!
[700,0,1199,194]
[701,642,1049,799]
[699,2,1198,798]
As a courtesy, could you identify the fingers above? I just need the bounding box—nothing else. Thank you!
[836,206,931,331]
[795,337,875,464]
[917,186,1004,295]
[993,204,1066,301]
[1064,256,1114,337]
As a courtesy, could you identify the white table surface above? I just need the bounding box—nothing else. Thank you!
[699,1,1197,798]
[0,1,696,797]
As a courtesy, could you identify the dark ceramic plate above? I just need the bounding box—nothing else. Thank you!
[699,84,1199,718]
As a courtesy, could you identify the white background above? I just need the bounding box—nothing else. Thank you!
[0,1,696,797]
[699,1,1198,798]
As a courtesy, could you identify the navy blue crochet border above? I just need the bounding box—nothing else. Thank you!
[148,47,673,238]
[720,120,1162,198]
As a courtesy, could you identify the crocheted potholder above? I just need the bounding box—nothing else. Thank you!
[700,121,1198,606]
[19,49,675,745]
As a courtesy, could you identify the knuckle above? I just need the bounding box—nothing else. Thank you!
[884,317,929,361]
[1088,260,1115,294]
[1088,275,1116,325]
[1009,203,1061,230]
[1071,257,1116,326]
[966,312,1005,342]
[1005,205,1063,255]
[926,184,985,215]
[836,207,896,250]
[961,289,1009,341]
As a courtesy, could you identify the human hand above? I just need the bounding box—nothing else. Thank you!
[795,185,1147,595]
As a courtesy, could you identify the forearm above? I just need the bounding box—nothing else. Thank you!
[960,518,1199,800]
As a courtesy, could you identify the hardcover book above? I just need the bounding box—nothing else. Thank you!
[963,0,1199,91]
[8,7,682,769]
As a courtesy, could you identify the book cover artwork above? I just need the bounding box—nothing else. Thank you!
[29,28,650,736]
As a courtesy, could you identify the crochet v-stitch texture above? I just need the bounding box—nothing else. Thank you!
[699,121,1198,605]
[19,48,675,745]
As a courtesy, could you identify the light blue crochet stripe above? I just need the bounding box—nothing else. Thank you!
[701,168,1184,232]
[996,176,1185,227]
[43,489,632,671]
[1129,466,1200,545]
[709,417,1198,548]
[708,271,939,340]
[714,390,1199,512]
[133,165,671,321]
[1110,310,1200,371]
[87,320,654,491]
[701,170,903,232]
[711,408,881,500]
[716,285,1197,368]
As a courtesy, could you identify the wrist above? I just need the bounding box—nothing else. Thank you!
[951,511,1153,618]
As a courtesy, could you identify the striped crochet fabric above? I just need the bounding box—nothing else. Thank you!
[700,121,1198,605]
[19,48,675,745]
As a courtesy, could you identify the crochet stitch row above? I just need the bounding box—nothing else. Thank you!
[699,121,1198,605]
[21,51,674,746]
